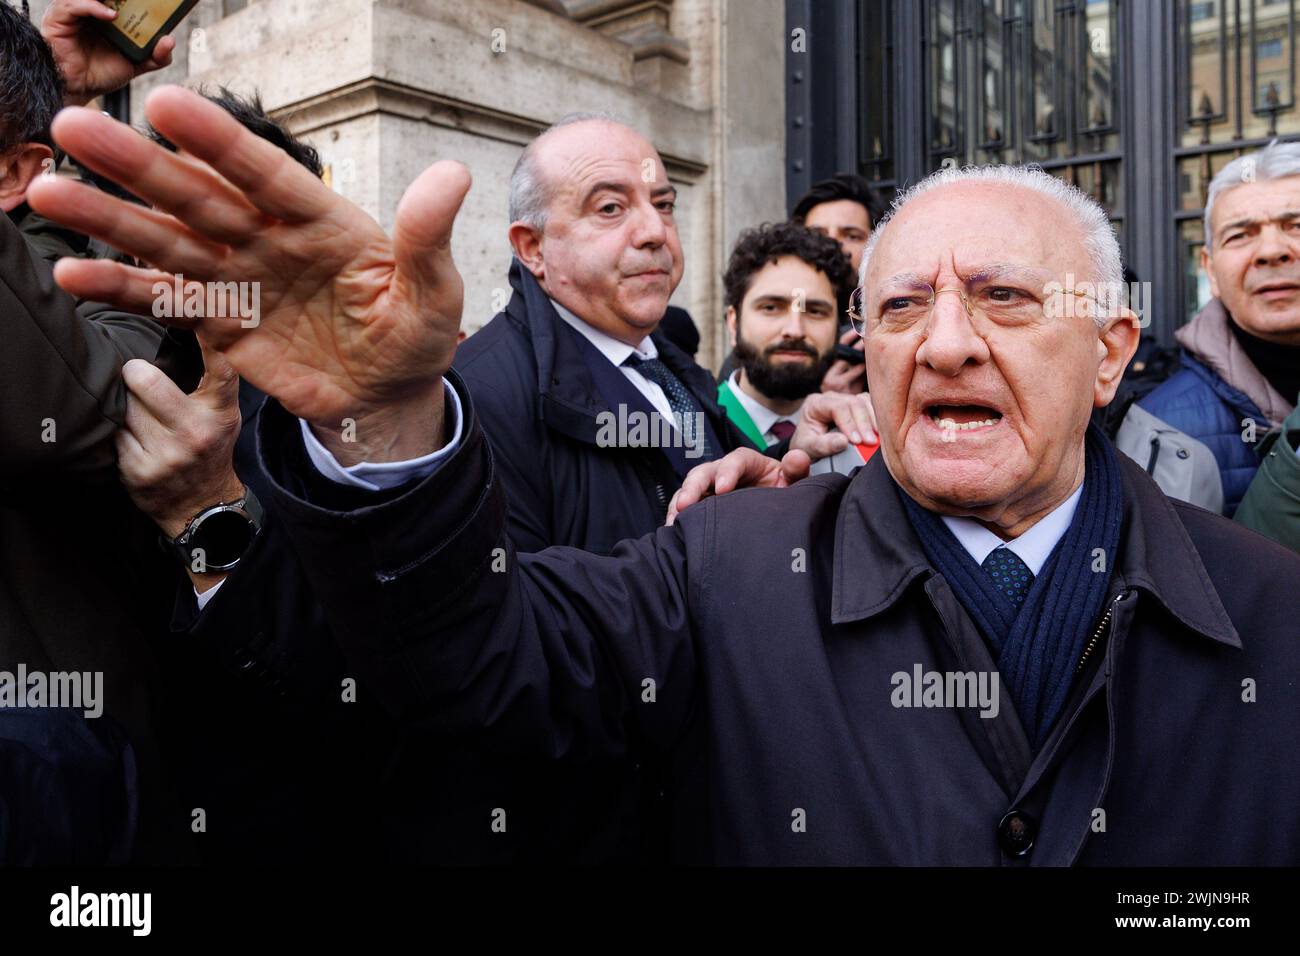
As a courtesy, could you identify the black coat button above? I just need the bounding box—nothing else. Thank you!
[997,809,1037,857]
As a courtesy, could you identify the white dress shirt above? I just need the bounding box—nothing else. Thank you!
[193,380,466,611]
[551,299,677,423]
[940,480,1084,576]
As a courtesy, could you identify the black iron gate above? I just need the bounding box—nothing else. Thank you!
[787,0,1300,342]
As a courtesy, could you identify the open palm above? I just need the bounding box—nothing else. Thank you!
[27,86,471,431]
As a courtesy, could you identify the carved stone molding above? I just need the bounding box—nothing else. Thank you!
[518,0,573,16]
[566,0,689,65]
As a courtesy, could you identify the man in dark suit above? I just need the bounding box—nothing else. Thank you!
[455,113,753,555]
[446,113,805,859]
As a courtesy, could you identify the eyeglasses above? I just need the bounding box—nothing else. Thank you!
[847,280,1101,337]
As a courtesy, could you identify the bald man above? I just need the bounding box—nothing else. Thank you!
[454,114,745,557]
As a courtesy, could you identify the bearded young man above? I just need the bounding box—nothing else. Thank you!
[718,221,868,474]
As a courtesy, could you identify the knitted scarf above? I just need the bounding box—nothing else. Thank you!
[900,424,1124,748]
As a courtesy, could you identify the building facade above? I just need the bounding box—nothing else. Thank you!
[789,0,1300,342]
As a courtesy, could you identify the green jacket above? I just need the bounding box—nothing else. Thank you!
[1235,397,1300,553]
[1,204,192,862]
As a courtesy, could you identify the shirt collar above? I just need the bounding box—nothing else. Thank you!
[551,298,656,367]
[939,481,1084,577]
[828,453,1239,649]
[726,371,800,440]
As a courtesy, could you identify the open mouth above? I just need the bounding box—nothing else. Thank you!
[926,404,1004,432]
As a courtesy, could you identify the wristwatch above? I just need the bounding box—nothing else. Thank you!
[168,486,265,573]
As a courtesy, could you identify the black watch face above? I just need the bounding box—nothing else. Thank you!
[190,509,256,570]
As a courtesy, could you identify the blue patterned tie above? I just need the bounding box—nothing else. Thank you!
[981,547,1034,609]
[624,355,711,460]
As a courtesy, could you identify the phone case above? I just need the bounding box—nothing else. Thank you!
[95,0,200,65]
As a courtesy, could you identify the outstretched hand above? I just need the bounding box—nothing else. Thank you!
[27,86,471,464]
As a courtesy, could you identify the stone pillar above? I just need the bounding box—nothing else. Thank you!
[567,0,690,97]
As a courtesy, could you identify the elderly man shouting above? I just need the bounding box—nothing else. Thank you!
[31,89,1300,864]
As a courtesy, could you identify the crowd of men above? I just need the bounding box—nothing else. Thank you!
[1,0,1298,866]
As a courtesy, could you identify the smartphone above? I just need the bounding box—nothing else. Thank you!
[833,343,865,365]
[95,0,200,65]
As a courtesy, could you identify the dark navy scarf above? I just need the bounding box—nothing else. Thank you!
[901,424,1124,748]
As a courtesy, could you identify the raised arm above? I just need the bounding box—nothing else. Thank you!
[250,372,702,757]
[28,87,703,756]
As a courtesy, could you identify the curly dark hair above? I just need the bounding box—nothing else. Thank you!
[723,220,857,321]
[0,0,65,153]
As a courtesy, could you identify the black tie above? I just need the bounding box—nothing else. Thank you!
[624,355,711,460]
[981,548,1034,609]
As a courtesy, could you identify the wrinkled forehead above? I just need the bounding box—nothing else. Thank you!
[1208,175,1300,235]
[867,182,1092,286]
[537,122,666,198]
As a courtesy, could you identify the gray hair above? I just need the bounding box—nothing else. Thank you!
[508,111,630,231]
[859,164,1124,327]
[1204,139,1300,248]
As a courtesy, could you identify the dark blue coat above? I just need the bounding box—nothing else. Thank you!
[452,259,756,555]
[1138,353,1267,515]
[254,371,1300,865]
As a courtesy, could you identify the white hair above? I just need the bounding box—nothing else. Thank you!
[1204,139,1300,248]
[858,164,1124,327]
[508,110,631,231]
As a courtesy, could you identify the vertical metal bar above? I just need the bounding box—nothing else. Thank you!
[1291,0,1296,109]
[1235,0,1245,138]
[785,0,814,208]
[1250,0,1259,118]
[956,0,968,162]
[1220,0,1230,122]
[1128,0,1184,343]
[1175,0,1184,132]
[833,0,859,173]
[896,0,929,185]
[977,0,988,152]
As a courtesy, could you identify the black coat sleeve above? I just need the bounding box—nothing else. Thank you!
[0,212,166,483]
[255,372,703,761]
[460,374,556,554]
